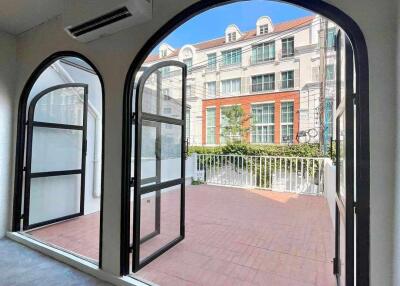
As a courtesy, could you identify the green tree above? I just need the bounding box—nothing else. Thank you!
[220,105,250,144]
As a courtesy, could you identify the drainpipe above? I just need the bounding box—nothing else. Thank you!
[52,62,102,198]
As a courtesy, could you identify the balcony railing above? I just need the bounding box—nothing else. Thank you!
[249,56,276,65]
[196,154,325,195]
[219,61,242,69]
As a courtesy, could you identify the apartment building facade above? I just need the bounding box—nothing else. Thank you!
[143,15,337,146]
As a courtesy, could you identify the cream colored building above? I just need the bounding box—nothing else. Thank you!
[143,14,337,146]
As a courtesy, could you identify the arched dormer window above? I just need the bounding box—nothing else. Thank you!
[256,16,274,36]
[225,24,241,43]
[159,43,175,58]
[179,45,196,71]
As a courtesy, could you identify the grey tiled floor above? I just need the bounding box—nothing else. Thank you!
[0,238,112,286]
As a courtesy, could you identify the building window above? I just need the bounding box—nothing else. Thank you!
[251,73,275,92]
[162,88,169,99]
[206,107,216,144]
[252,41,275,63]
[281,102,294,143]
[206,81,216,98]
[259,24,268,35]
[163,107,172,114]
[282,37,294,58]
[160,49,167,57]
[207,53,217,70]
[326,64,335,81]
[281,70,294,89]
[183,58,193,71]
[221,78,241,96]
[227,32,237,42]
[160,66,171,77]
[222,48,242,66]
[220,106,241,144]
[327,28,336,48]
[251,103,274,143]
[186,84,192,97]
[324,98,333,145]
[186,108,190,141]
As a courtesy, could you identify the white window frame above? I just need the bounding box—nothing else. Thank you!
[207,53,217,70]
[252,41,275,64]
[259,24,268,35]
[281,70,294,89]
[282,37,295,58]
[206,81,216,98]
[206,107,216,145]
[183,58,193,71]
[251,73,275,93]
[221,78,241,96]
[227,32,237,42]
[250,103,275,144]
[221,48,242,66]
[280,101,294,143]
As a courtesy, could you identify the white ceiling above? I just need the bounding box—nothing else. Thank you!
[0,0,63,35]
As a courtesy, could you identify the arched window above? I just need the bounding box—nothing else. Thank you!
[13,52,105,265]
[121,1,369,285]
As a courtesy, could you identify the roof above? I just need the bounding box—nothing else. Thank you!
[144,15,315,63]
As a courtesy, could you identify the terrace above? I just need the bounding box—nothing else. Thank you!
[27,154,336,286]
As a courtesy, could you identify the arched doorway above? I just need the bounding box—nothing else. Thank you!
[12,52,105,266]
[122,1,369,285]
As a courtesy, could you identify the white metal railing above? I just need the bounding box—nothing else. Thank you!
[195,154,325,195]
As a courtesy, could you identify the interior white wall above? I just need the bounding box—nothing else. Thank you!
[0,31,16,238]
[5,0,399,283]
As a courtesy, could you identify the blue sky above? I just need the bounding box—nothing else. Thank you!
[151,0,313,54]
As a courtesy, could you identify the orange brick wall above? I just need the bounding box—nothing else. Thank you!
[202,91,300,145]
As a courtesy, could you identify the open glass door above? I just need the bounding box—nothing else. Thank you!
[23,83,88,230]
[334,31,355,285]
[132,61,187,272]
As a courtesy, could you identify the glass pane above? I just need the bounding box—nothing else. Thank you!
[131,124,136,178]
[140,190,158,240]
[141,121,182,185]
[29,174,81,225]
[338,113,346,202]
[139,187,181,262]
[339,212,346,285]
[141,123,157,183]
[34,86,85,126]
[142,66,183,119]
[31,127,83,173]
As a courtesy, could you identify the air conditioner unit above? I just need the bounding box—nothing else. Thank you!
[63,0,152,42]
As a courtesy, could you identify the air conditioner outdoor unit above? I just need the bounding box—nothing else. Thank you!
[63,0,152,42]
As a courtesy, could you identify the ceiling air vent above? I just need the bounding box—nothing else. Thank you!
[63,0,152,42]
[67,7,132,37]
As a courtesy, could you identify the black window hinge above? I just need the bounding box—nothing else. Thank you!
[353,201,359,214]
[129,178,135,187]
[20,213,24,219]
[333,257,339,274]
[353,93,358,105]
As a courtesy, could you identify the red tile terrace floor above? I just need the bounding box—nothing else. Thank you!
[27,185,335,286]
